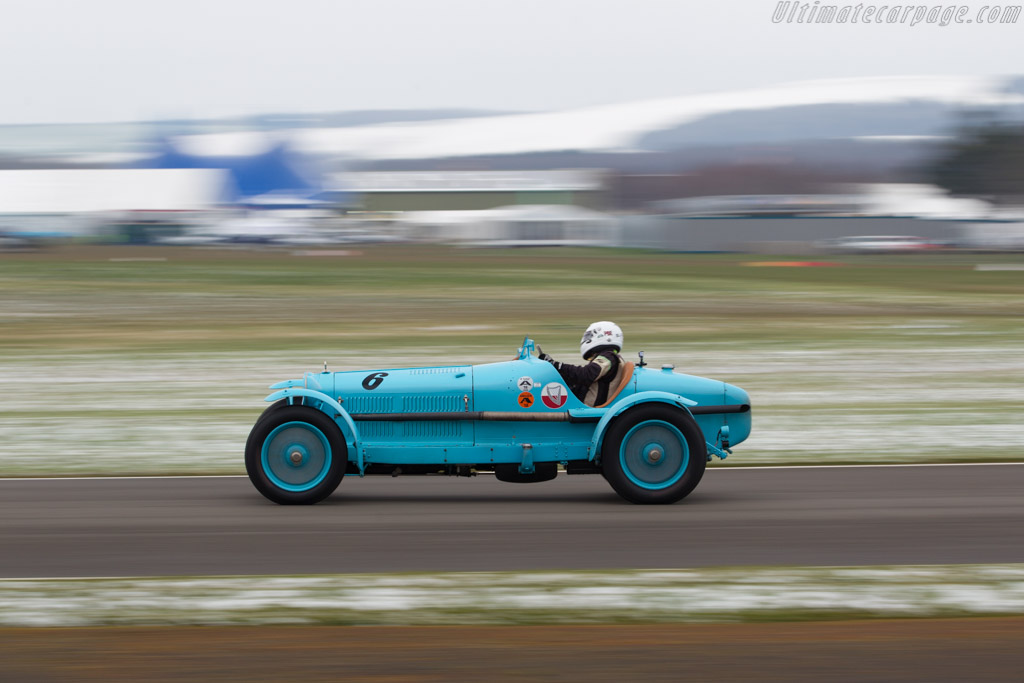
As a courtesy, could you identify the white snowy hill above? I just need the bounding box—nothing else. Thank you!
[171,75,1024,162]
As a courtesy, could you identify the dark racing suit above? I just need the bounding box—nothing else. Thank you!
[543,346,623,407]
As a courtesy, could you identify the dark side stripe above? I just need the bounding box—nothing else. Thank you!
[346,404,750,422]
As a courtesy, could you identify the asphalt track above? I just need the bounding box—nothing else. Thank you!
[2,464,1024,578]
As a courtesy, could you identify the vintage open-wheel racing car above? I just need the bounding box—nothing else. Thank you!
[246,338,751,505]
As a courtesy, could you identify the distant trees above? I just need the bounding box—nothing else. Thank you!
[929,120,1024,205]
[604,163,888,210]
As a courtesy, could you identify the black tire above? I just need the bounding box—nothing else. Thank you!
[245,405,347,505]
[600,404,706,504]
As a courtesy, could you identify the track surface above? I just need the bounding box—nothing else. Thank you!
[3,464,1024,578]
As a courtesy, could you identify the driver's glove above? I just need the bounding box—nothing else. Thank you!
[537,345,559,368]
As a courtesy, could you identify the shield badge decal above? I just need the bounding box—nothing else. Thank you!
[541,382,568,409]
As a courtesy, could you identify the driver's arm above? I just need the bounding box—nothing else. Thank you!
[539,347,612,386]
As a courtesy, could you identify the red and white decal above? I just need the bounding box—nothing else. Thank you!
[541,382,568,409]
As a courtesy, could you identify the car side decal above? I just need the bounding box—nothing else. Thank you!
[517,392,534,408]
[541,383,568,409]
[361,372,389,390]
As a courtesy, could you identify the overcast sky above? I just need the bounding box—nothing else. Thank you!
[1,0,1022,125]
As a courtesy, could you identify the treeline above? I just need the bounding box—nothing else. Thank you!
[929,120,1024,205]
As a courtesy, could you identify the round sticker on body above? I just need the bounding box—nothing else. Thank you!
[516,376,535,391]
[517,392,535,408]
[541,382,568,409]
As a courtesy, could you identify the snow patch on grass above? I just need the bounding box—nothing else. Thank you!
[3,565,1024,627]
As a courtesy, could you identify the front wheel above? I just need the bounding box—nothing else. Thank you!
[245,405,347,505]
[601,404,706,504]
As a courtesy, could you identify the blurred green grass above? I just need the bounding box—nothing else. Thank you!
[2,244,1023,354]
[1,244,1023,474]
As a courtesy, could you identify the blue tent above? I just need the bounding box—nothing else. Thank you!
[141,139,345,207]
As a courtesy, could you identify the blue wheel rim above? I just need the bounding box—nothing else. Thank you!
[619,420,689,490]
[261,421,332,492]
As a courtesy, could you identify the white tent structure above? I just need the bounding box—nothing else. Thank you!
[0,169,231,236]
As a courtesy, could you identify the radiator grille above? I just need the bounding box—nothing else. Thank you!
[358,422,395,439]
[403,394,462,413]
[343,396,394,414]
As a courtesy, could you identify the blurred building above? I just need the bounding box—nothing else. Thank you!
[0,168,230,239]
[340,170,603,212]
[959,220,1024,249]
[396,204,618,246]
[623,184,996,253]
[650,194,864,217]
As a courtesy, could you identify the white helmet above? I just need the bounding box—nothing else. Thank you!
[580,321,623,359]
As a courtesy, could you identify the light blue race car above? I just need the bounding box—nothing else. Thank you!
[245,338,751,505]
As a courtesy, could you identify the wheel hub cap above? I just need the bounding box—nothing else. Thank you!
[642,443,666,465]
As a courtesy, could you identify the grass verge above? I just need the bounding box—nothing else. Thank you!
[3,565,1024,626]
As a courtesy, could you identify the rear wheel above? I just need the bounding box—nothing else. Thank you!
[245,405,346,505]
[601,404,706,504]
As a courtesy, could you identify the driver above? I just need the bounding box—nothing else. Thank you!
[538,321,625,407]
